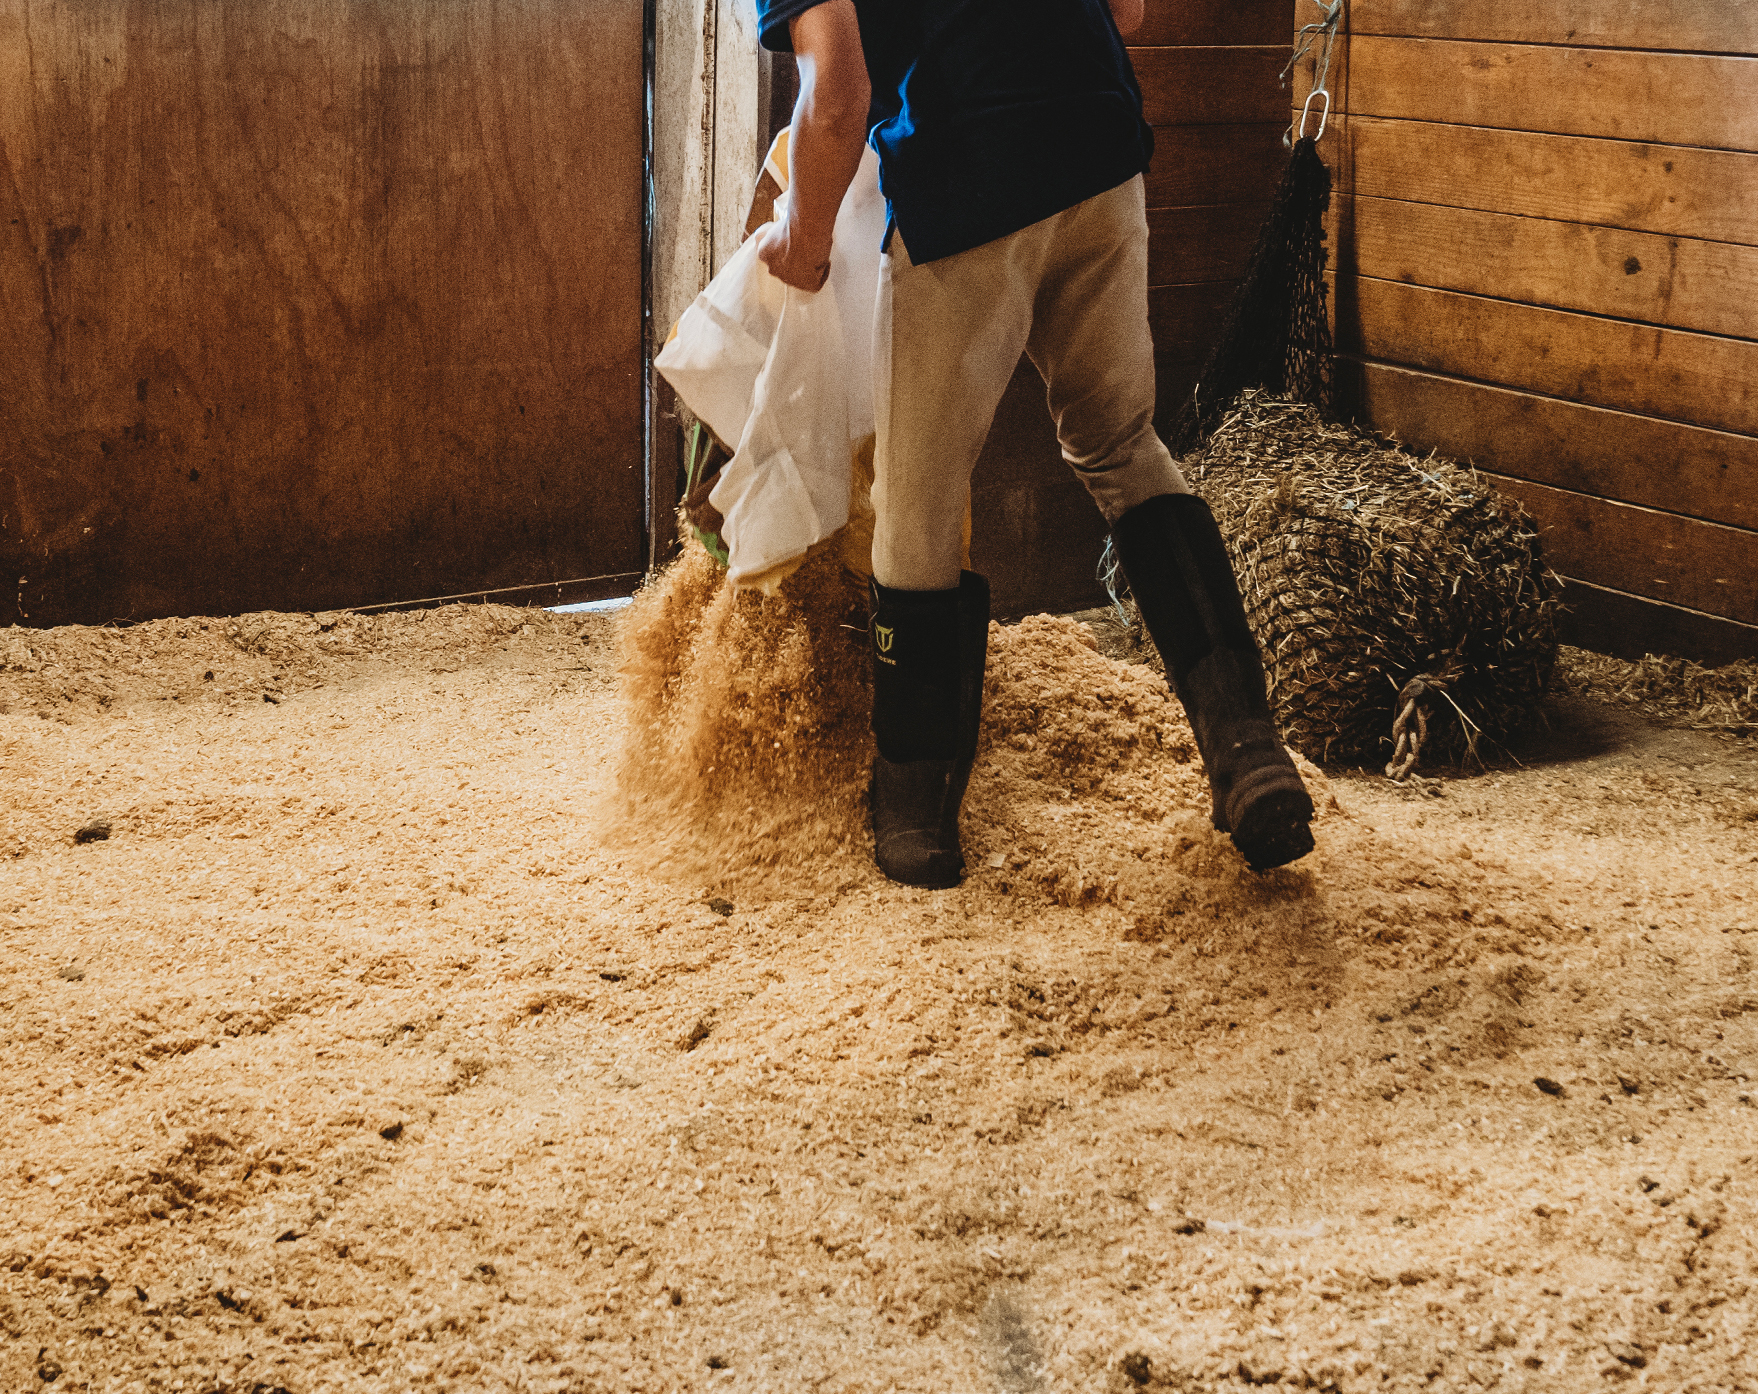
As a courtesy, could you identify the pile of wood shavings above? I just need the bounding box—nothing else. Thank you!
[2,591,1755,1394]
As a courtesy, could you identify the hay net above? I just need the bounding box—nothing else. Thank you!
[1185,393,1563,768]
[1169,135,1334,457]
[1133,120,1562,773]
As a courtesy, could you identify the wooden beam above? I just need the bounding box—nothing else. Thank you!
[1339,0,1758,55]
[651,0,717,338]
[1341,360,1758,532]
[1296,37,1758,152]
[711,0,765,277]
[1316,115,1758,245]
[1145,123,1289,209]
[1133,47,1290,126]
[1332,194,1758,342]
[1335,278,1758,439]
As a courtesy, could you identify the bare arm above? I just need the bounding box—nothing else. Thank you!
[1109,0,1144,37]
[756,0,871,292]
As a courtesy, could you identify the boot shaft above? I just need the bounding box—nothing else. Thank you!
[869,572,990,764]
[1111,492,1313,869]
[1110,492,1260,688]
[868,571,991,888]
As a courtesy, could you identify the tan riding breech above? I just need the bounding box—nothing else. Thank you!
[870,174,1189,592]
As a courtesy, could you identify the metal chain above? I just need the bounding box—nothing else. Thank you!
[1384,659,1473,781]
[1384,676,1434,781]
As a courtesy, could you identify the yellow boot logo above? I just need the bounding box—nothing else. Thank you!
[873,624,897,665]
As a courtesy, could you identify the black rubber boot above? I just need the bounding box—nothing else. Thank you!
[1111,493,1314,871]
[869,572,990,888]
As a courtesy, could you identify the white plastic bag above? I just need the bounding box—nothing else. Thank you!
[652,227,784,457]
[656,139,885,588]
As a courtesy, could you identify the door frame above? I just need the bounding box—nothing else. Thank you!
[645,0,794,577]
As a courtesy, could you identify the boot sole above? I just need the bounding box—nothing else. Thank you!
[874,836,964,890]
[1227,770,1316,872]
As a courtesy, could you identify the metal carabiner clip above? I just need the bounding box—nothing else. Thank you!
[1297,86,1331,143]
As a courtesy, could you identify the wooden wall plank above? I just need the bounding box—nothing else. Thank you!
[1341,0,1758,56]
[1556,580,1758,666]
[1134,0,1290,48]
[1148,281,1236,350]
[1297,38,1758,152]
[1320,5,1758,657]
[1148,204,1270,285]
[1336,278,1758,439]
[1340,361,1758,532]
[1334,194,1758,341]
[1145,123,1288,208]
[1483,476,1758,625]
[1318,115,1758,245]
[1134,48,1288,126]
[970,361,1111,618]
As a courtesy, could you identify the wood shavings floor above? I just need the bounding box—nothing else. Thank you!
[2,599,1755,1394]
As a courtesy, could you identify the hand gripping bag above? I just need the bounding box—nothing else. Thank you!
[655,135,886,590]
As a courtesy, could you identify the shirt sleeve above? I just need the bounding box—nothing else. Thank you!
[754,0,830,52]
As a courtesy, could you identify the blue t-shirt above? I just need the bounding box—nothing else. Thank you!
[755,0,1154,264]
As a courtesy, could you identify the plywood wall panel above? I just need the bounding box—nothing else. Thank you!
[0,1,645,626]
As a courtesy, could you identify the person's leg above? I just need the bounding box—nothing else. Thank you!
[867,230,1038,886]
[1023,175,1188,523]
[1030,177,1314,870]
[871,232,1037,590]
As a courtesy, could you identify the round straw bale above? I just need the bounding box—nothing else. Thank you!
[1184,392,1562,767]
